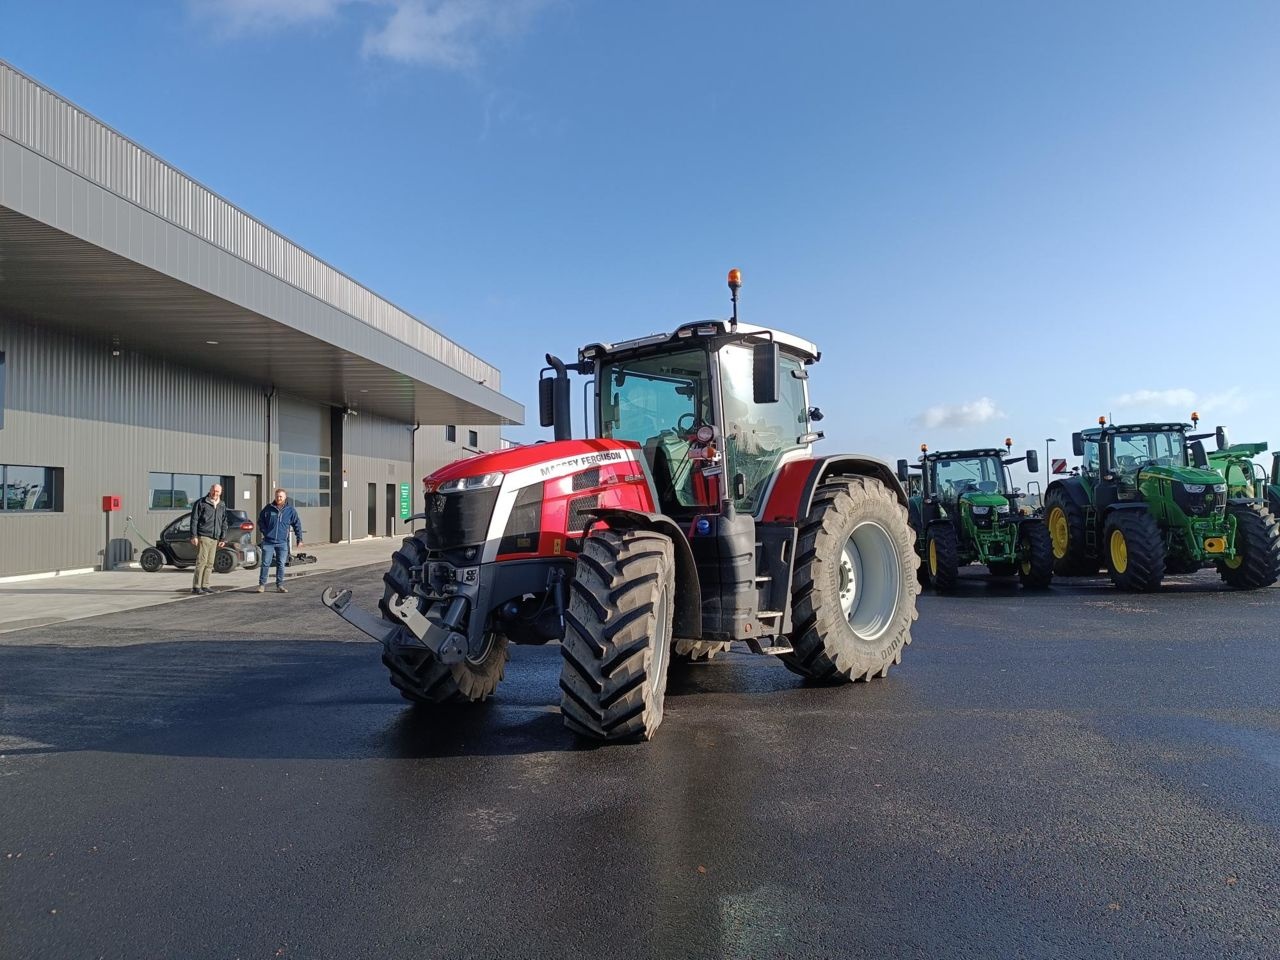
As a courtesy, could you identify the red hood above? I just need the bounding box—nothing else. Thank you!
[424,438,641,486]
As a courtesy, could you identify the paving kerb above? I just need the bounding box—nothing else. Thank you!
[0,537,400,635]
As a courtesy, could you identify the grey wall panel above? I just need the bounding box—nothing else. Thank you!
[277,395,328,457]
[0,315,267,577]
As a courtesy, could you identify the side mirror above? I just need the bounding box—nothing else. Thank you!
[808,406,824,422]
[1072,432,1084,457]
[1216,426,1229,451]
[1025,449,1039,474]
[1190,440,1208,468]
[752,342,780,404]
[538,376,555,428]
[896,459,910,482]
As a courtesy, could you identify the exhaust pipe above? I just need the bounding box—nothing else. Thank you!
[541,354,573,441]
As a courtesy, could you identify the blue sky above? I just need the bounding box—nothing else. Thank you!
[3,1,1278,487]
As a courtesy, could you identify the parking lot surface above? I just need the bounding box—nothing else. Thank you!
[1,565,1278,959]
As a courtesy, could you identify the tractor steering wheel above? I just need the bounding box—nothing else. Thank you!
[676,412,698,434]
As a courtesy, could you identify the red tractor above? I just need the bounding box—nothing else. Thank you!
[322,271,920,740]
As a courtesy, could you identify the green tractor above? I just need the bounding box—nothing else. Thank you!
[1204,439,1271,500]
[898,441,1053,591]
[1044,417,1280,591]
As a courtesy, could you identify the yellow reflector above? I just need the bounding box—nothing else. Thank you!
[1204,537,1227,554]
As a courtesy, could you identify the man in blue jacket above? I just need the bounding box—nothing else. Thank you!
[257,488,304,593]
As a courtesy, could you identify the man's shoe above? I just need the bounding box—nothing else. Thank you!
[256,585,265,593]
[276,585,288,593]
[201,587,214,594]
[191,587,201,595]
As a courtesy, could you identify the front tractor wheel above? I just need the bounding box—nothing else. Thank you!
[1017,521,1054,589]
[780,477,919,684]
[379,533,509,704]
[925,523,960,592]
[559,528,676,741]
[1104,511,1165,592]
[1217,502,1280,589]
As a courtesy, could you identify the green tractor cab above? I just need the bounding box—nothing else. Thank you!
[898,442,1053,592]
[1044,418,1280,591]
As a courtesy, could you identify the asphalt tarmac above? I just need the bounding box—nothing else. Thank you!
[1,565,1278,960]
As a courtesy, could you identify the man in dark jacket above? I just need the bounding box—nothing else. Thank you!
[188,483,228,595]
[257,488,304,594]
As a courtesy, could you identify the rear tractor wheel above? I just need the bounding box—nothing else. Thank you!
[1017,521,1054,589]
[378,533,509,704]
[780,477,918,684]
[1044,488,1100,575]
[1104,511,1165,592]
[1218,502,1280,589]
[559,528,676,741]
[672,639,731,663]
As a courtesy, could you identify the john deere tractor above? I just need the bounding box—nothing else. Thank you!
[1044,417,1280,591]
[1205,439,1271,499]
[898,442,1053,591]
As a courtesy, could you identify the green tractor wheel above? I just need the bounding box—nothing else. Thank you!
[1044,488,1098,576]
[1017,521,1054,589]
[1104,511,1165,592]
[926,524,960,592]
[1217,502,1280,590]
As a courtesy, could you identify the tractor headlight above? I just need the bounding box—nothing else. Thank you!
[1182,483,1206,494]
[996,503,1011,515]
[971,506,990,515]
[1213,483,1227,494]
[437,472,505,493]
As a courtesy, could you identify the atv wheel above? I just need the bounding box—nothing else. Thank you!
[1017,521,1054,589]
[1104,511,1165,591]
[213,549,237,574]
[779,477,918,683]
[139,548,165,573]
[378,533,509,703]
[925,523,960,592]
[1217,502,1280,589]
[672,639,731,663]
[559,528,676,741]
[1044,488,1098,575]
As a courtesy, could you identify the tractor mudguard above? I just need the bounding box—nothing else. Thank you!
[584,507,702,640]
[1045,478,1090,509]
[1104,502,1152,517]
[762,454,908,524]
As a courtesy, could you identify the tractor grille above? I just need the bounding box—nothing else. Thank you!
[565,494,599,553]
[421,488,500,549]
[1173,484,1225,518]
[572,467,601,491]
[971,511,994,529]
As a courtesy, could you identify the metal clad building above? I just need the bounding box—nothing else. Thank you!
[0,60,522,577]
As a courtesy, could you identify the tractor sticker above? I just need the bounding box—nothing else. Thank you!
[539,449,627,477]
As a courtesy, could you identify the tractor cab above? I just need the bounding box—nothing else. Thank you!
[580,320,820,518]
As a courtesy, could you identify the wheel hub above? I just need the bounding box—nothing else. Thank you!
[1110,529,1129,574]
[840,520,900,641]
[1049,507,1068,559]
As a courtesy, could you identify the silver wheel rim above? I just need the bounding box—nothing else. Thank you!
[652,585,670,693]
[838,520,901,641]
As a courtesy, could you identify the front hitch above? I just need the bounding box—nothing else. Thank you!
[320,587,470,663]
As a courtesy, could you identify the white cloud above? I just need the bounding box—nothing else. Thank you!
[916,397,1005,430]
[193,0,554,71]
[1113,388,1197,409]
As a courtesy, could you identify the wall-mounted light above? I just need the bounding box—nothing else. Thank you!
[110,336,121,357]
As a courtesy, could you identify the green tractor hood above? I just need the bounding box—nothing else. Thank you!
[1136,464,1224,486]
[959,492,1010,510]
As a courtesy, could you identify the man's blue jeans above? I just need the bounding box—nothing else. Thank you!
[259,542,287,586]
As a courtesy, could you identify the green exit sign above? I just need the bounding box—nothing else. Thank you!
[399,482,411,520]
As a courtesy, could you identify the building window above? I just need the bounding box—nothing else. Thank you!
[468,430,479,448]
[445,425,457,443]
[148,473,233,510]
[1,465,62,512]
[279,452,331,508]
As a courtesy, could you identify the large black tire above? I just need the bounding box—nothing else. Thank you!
[1104,511,1165,592]
[378,533,508,704]
[925,523,960,593]
[671,639,731,663]
[213,549,237,574]
[779,477,918,683]
[1017,521,1054,589]
[559,528,676,741]
[1217,503,1280,589]
[1045,487,1098,575]
[139,547,165,573]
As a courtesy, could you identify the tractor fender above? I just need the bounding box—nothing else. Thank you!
[1103,501,1151,518]
[762,454,908,524]
[1045,477,1090,509]
[583,507,702,640]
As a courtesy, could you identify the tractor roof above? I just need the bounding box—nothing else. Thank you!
[579,320,820,365]
[922,448,1006,462]
[1083,422,1189,438]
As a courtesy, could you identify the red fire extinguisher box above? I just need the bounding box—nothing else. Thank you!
[102,495,122,512]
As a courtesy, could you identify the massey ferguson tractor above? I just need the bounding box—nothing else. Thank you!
[900,441,1053,591]
[322,271,920,740]
[1044,416,1280,591]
